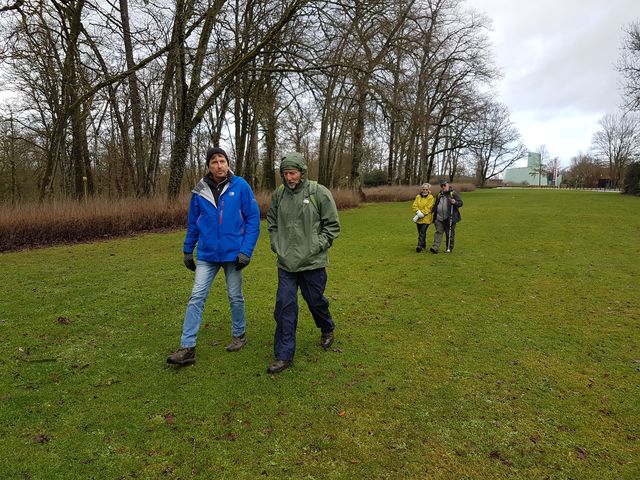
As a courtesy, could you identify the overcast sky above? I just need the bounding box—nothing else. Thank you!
[464,0,640,167]
[2,1,637,170]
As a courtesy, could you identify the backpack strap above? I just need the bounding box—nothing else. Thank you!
[277,181,319,212]
[306,180,319,211]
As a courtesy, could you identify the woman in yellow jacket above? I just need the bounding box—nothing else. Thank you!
[411,183,435,252]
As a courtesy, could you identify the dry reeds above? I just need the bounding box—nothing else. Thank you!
[0,184,475,251]
[0,196,189,251]
[363,183,475,203]
[0,187,362,251]
[363,185,419,202]
[329,188,360,210]
[254,187,360,217]
[254,190,272,218]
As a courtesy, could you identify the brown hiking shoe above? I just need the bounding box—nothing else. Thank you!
[267,359,292,373]
[225,334,246,352]
[167,347,196,365]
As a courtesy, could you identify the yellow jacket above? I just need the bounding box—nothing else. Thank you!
[412,194,434,224]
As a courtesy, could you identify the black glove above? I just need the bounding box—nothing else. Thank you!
[235,253,251,271]
[183,253,196,271]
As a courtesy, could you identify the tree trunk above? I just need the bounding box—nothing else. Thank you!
[8,113,18,203]
[234,82,250,177]
[246,116,259,186]
[119,0,146,195]
[262,104,277,190]
[39,0,87,201]
[145,44,177,196]
[349,83,367,197]
[167,123,194,199]
[318,77,337,186]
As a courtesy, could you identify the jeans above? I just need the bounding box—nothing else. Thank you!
[273,268,335,361]
[180,259,245,348]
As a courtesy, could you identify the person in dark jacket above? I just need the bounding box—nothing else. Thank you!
[430,179,463,253]
[167,147,260,365]
[266,152,341,373]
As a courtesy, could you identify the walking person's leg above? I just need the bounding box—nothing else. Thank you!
[222,263,247,351]
[299,268,335,349]
[273,268,299,362]
[180,261,219,347]
[431,220,445,253]
[168,260,218,365]
[424,223,430,250]
[416,223,427,251]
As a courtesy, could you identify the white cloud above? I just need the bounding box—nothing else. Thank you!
[465,0,640,166]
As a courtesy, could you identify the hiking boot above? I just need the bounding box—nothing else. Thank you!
[226,334,246,352]
[167,347,195,365]
[430,247,438,254]
[416,247,422,253]
[320,331,334,350]
[267,359,292,374]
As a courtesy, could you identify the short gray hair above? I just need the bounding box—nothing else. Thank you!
[421,183,431,189]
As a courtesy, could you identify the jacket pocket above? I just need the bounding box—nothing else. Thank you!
[312,232,323,254]
[270,234,279,254]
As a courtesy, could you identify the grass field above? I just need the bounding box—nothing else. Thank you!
[1,189,638,479]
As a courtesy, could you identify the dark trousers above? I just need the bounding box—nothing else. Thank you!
[416,223,429,250]
[273,267,335,361]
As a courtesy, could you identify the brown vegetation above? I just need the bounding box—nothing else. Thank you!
[363,183,475,202]
[0,185,474,251]
[0,196,190,252]
[1,187,362,252]
[254,188,360,218]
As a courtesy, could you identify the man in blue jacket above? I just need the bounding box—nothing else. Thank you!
[167,147,260,365]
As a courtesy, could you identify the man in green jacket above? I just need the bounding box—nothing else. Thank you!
[266,152,341,373]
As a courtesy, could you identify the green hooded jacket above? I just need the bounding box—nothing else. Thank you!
[267,152,340,272]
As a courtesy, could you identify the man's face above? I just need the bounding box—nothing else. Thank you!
[209,154,229,182]
[283,168,302,189]
[440,183,449,192]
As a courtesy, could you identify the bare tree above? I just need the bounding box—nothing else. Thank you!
[375,0,494,185]
[466,101,527,186]
[348,0,416,195]
[166,0,309,199]
[591,112,640,187]
[0,0,507,201]
[0,0,24,13]
[0,0,178,200]
[119,0,146,196]
[564,152,606,188]
[618,21,640,112]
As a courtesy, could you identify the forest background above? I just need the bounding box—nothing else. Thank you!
[1,0,640,209]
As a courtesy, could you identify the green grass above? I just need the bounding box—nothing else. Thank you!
[1,189,638,479]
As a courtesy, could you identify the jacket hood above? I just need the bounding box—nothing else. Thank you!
[279,152,308,183]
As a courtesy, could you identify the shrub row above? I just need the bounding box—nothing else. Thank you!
[0,196,190,251]
[363,183,475,203]
[0,185,471,251]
